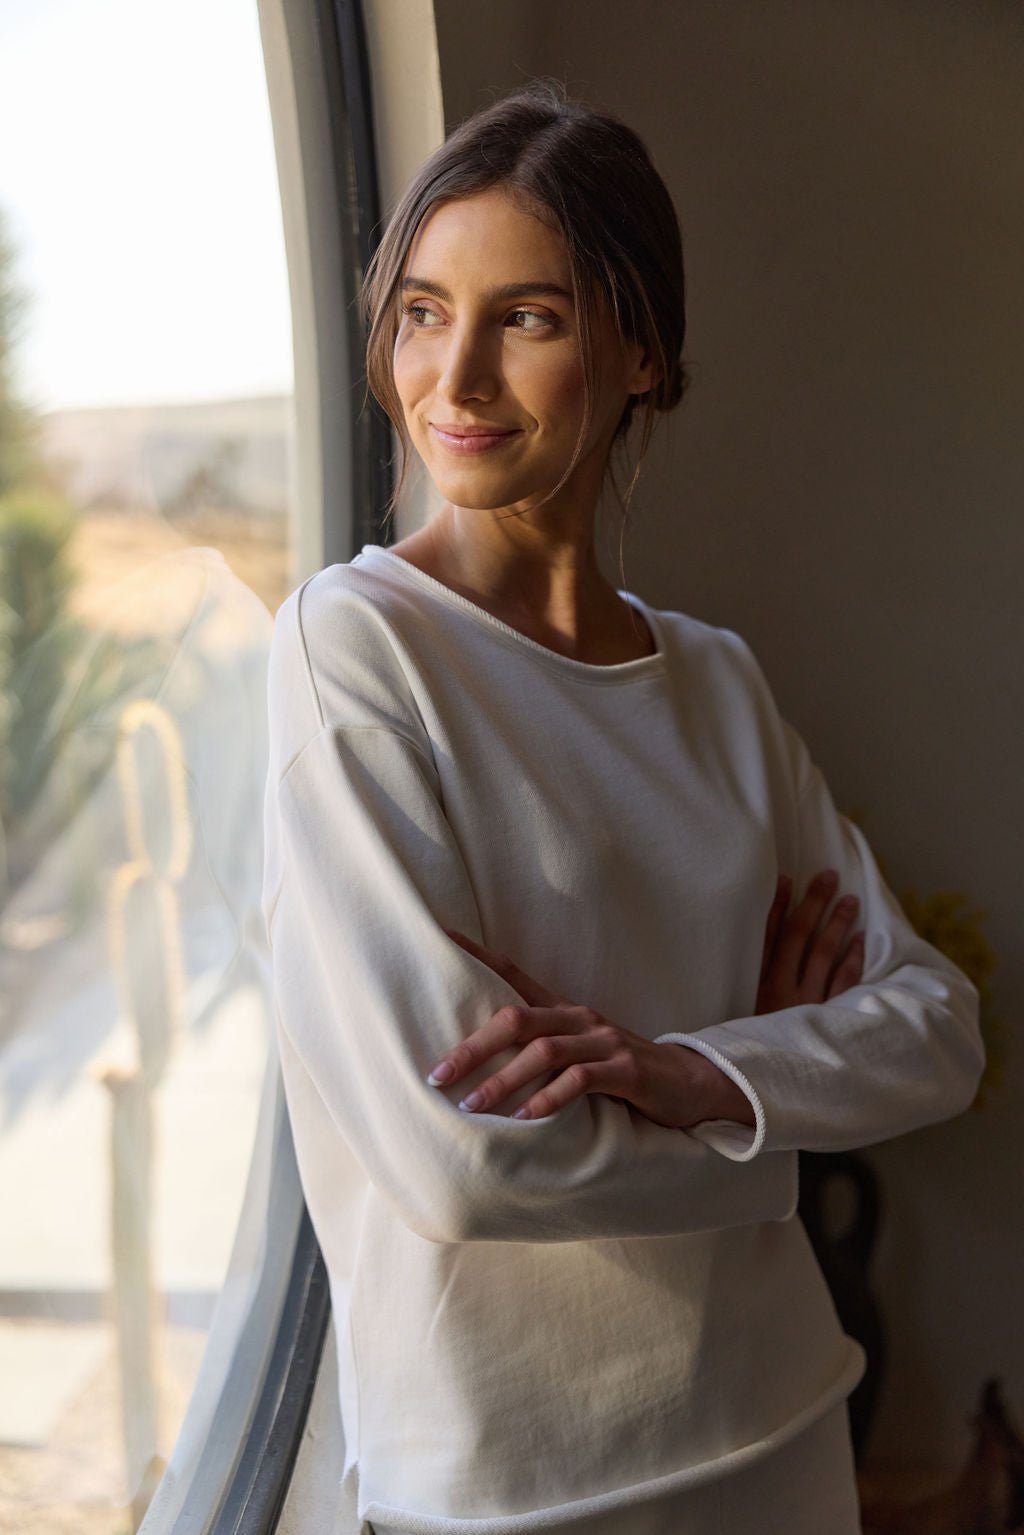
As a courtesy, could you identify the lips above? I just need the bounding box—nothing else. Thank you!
[430,423,522,454]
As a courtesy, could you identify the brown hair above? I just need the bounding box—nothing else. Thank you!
[361,79,690,531]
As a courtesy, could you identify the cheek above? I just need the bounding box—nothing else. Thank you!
[392,334,431,421]
[517,350,586,429]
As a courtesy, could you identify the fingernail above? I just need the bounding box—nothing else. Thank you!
[819,869,839,887]
[512,1106,531,1120]
[837,895,859,912]
[459,1090,483,1112]
[427,1061,455,1085]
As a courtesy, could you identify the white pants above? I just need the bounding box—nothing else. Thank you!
[365,1400,861,1535]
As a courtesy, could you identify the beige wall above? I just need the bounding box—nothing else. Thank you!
[432,0,1024,1469]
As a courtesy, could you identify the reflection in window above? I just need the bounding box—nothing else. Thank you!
[0,1,294,1528]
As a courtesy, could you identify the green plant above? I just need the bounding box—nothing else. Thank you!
[0,491,81,828]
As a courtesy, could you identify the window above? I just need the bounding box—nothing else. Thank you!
[0,2,297,1529]
[2,0,397,1524]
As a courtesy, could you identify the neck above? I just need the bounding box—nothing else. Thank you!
[386,502,653,664]
[418,500,615,610]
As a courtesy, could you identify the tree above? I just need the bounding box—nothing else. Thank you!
[0,207,40,496]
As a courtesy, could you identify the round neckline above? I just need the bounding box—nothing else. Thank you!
[355,543,667,684]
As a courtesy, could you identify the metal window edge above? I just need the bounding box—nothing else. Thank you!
[207,1203,330,1535]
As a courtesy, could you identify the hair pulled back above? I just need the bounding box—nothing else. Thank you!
[362,79,690,517]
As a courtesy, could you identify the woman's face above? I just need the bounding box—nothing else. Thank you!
[392,187,652,516]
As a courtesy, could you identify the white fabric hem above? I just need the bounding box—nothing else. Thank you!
[357,1339,865,1533]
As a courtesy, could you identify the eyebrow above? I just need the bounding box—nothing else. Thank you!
[401,276,573,304]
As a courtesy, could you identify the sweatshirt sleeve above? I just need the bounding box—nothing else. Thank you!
[655,703,985,1164]
[265,720,801,1244]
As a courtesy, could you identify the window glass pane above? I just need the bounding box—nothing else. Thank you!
[0,2,294,1529]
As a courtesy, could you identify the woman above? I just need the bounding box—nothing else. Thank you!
[262,82,984,1533]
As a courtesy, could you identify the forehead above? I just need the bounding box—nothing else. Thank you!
[404,187,572,286]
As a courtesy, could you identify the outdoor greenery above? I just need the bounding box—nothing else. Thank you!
[0,208,114,904]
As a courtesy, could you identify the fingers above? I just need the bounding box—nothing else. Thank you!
[426,1003,631,1120]
[455,1028,610,1115]
[827,931,866,998]
[426,1002,530,1088]
[798,893,860,1002]
[759,875,792,983]
[773,869,839,982]
[757,870,867,1012]
[426,1003,595,1092]
[757,870,837,1010]
[509,1057,631,1121]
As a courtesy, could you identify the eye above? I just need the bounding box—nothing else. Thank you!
[506,308,556,333]
[401,302,444,327]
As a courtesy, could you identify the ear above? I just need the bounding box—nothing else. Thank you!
[625,344,658,398]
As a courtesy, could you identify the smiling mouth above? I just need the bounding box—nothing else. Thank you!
[430,424,522,454]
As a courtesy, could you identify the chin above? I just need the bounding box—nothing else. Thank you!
[439,486,547,515]
[428,464,556,514]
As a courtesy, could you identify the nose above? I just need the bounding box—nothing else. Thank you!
[436,321,499,405]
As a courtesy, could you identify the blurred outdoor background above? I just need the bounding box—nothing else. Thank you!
[0,0,293,1528]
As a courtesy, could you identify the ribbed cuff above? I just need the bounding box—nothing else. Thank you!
[655,1032,766,1162]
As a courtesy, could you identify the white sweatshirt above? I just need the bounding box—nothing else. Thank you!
[261,544,983,1531]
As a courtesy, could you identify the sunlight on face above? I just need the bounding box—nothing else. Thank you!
[392,188,649,517]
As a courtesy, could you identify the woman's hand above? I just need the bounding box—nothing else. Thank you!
[427,930,724,1130]
[756,869,864,1014]
[427,870,865,1127]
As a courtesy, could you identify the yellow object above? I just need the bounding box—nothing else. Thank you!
[898,887,1002,1106]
